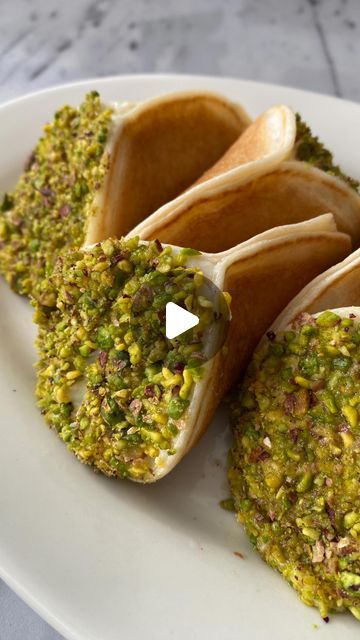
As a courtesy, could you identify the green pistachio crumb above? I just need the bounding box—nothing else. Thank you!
[295,114,360,193]
[220,498,236,512]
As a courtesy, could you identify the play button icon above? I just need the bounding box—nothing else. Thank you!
[161,272,230,364]
[165,302,199,340]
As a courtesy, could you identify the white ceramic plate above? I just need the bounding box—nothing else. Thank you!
[1,75,360,640]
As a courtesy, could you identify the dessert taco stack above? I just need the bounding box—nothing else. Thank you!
[2,78,360,630]
[0,88,358,487]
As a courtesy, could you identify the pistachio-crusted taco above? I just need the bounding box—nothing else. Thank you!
[132,105,360,252]
[229,307,360,620]
[0,90,249,301]
[34,236,224,482]
[34,215,349,482]
[229,248,360,620]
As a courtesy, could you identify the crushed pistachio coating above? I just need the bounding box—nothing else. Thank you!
[295,114,360,194]
[230,311,360,620]
[0,91,113,301]
[34,237,214,482]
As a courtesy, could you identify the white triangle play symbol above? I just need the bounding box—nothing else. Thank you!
[165,302,199,340]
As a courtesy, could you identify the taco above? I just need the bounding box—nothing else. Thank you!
[0,90,248,301]
[229,250,360,620]
[34,215,349,482]
[132,105,360,252]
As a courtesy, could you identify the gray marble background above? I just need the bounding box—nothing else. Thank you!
[0,0,360,637]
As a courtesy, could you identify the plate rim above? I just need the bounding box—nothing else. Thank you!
[1,71,360,113]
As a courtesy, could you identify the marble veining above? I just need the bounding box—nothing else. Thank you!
[0,0,359,103]
[0,0,360,638]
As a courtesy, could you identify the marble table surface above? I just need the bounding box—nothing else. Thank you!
[0,0,359,637]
